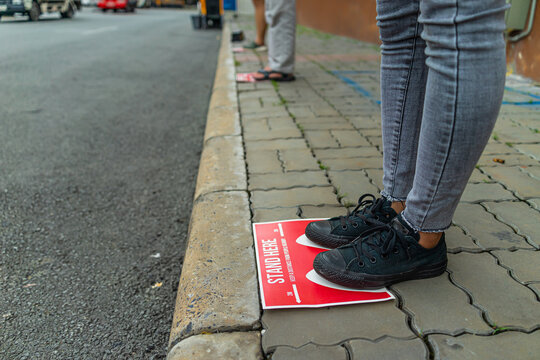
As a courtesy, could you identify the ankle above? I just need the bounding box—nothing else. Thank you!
[391,201,406,214]
[418,231,443,249]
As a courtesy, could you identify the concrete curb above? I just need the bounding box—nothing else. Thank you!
[167,23,262,360]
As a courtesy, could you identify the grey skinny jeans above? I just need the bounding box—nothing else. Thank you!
[377,0,508,232]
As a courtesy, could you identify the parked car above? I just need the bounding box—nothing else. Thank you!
[97,0,136,12]
[0,0,81,20]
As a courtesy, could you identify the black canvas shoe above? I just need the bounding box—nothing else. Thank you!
[305,194,397,249]
[313,215,447,289]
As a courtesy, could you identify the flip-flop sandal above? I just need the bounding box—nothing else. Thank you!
[255,69,296,82]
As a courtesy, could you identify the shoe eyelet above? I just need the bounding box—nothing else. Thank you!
[358,261,365,267]
[393,248,399,254]
[370,257,377,264]
[342,225,347,230]
[352,222,358,228]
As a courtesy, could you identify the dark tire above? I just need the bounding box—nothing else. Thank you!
[62,5,74,18]
[101,8,107,12]
[28,1,40,21]
[113,8,117,12]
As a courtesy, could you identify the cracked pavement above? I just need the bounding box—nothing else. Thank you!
[233,15,540,360]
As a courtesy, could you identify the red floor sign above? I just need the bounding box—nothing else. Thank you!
[253,219,395,309]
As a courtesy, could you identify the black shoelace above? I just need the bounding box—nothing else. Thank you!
[346,224,412,269]
[339,194,389,229]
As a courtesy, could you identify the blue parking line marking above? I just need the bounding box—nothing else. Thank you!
[331,70,381,105]
[332,72,539,108]
[502,86,540,107]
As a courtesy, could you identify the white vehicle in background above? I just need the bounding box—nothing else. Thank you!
[81,0,97,6]
[0,0,81,21]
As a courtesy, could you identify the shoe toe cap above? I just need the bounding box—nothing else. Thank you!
[319,249,347,269]
[306,220,332,235]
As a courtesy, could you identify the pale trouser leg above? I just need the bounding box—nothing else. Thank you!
[401,0,508,232]
[377,0,428,203]
[265,0,296,74]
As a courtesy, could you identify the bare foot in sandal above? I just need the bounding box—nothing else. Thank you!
[252,67,295,82]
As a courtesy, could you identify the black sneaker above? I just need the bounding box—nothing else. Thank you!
[313,215,447,289]
[305,194,397,249]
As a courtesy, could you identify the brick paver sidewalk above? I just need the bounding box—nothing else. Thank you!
[233,16,540,359]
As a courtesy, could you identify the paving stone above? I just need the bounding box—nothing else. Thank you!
[460,183,515,203]
[483,167,540,198]
[252,207,300,223]
[527,198,540,209]
[492,249,540,283]
[328,170,380,206]
[483,201,540,248]
[522,166,540,180]
[516,144,540,161]
[243,118,302,140]
[365,169,384,191]
[430,332,540,360]
[239,89,277,100]
[304,130,340,148]
[242,109,290,120]
[238,83,257,91]
[393,276,490,334]
[167,332,262,360]
[323,157,383,171]
[251,187,337,208]
[366,136,383,148]
[169,192,259,343]
[331,130,371,147]
[349,338,426,360]
[261,302,412,350]
[246,150,283,174]
[280,149,320,171]
[452,203,530,249]
[482,142,518,154]
[271,344,347,360]
[296,119,354,130]
[446,226,480,251]
[477,153,539,167]
[300,205,347,219]
[360,128,383,137]
[295,116,348,124]
[448,252,540,329]
[248,171,328,190]
[493,122,540,143]
[239,101,264,113]
[314,147,380,160]
[245,139,308,152]
[529,283,540,297]
[346,116,380,130]
[287,106,316,118]
[311,106,340,117]
[468,169,491,183]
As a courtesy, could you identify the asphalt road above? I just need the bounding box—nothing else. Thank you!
[0,8,219,359]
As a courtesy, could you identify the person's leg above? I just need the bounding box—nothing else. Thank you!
[378,0,428,209]
[265,0,295,74]
[253,0,267,45]
[304,0,423,248]
[402,0,508,239]
[313,0,508,288]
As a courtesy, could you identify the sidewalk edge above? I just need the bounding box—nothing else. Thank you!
[166,23,262,360]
